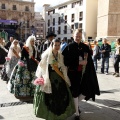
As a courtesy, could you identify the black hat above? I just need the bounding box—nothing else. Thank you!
[46,32,56,39]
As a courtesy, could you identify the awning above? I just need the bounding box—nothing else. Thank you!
[0,20,17,24]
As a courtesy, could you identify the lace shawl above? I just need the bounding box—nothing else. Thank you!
[36,45,71,93]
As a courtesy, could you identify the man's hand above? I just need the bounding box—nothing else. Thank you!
[79,60,87,65]
[101,50,105,53]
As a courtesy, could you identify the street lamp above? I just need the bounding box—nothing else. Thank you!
[25,21,27,40]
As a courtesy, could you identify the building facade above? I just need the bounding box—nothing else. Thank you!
[43,0,98,41]
[34,12,45,41]
[0,0,35,41]
[97,0,120,41]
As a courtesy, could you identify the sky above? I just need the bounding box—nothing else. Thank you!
[34,0,69,12]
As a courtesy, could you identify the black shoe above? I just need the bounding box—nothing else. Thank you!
[75,115,80,120]
[78,108,81,114]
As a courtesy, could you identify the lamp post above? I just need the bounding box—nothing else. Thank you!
[25,20,27,40]
[20,23,22,40]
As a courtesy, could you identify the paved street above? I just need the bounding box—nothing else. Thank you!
[0,58,120,120]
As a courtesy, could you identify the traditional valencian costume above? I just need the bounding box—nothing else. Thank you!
[6,40,21,79]
[7,36,38,100]
[34,39,75,120]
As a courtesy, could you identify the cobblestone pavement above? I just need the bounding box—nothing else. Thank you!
[0,58,120,120]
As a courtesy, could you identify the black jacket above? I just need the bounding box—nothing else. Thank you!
[21,46,39,71]
[62,42,100,101]
[100,44,111,58]
[0,47,8,64]
[5,42,11,50]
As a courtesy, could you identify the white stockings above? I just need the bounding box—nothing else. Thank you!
[73,97,79,116]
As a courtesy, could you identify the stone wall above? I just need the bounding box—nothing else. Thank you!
[97,0,120,41]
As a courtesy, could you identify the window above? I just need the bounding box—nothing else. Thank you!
[13,5,17,10]
[58,17,61,25]
[74,23,78,29]
[80,0,83,6]
[71,14,75,22]
[25,6,29,11]
[53,18,55,26]
[79,12,83,21]
[53,9,55,14]
[64,26,67,34]
[65,15,67,24]
[71,3,75,8]
[53,27,55,33]
[79,23,82,29]
[58,5,67,10]
[71,24,74,33]
[50,27,52,32]
[72,1,82,8]
[1,4,5,9]
[48,10,55,15]
[48,28,50,33]
[48,11,50,15]
[58,27,61,34]
[48,20,50,26]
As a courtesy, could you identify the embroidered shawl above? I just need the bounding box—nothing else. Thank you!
[36,45,71,93]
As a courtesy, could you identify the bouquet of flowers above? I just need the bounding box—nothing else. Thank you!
[5,57,11,61]
[33,77,44,85]
[18,61,25,67]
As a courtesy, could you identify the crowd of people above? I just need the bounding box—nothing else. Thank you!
[0,28,120,120]
[92,37,120,77]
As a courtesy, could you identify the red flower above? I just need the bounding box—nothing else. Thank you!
[34,77,44,85]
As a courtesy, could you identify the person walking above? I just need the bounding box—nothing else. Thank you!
[34,39,75,120]
[100,38,111,74]
[113,38,120,77]
[7,35,39,101]
[5,36,14,50]
[92,40,100,71]
[62,29,100,120]
[6,40,21,82]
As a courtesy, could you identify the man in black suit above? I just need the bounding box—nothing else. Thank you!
[5,36,14,50]
[100,38,111,74]
[40,32,56,54]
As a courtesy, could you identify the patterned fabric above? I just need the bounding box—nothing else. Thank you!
[7,63,36,98]
[6,56,19,78]
[33,66,75,120]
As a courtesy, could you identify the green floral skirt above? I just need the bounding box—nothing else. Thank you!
[33,70,75,120]
[7,64,36,99]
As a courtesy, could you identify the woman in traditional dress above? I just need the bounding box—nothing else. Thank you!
[34,39,75,120]
[7,35,39,101]
[6,39,21,80]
